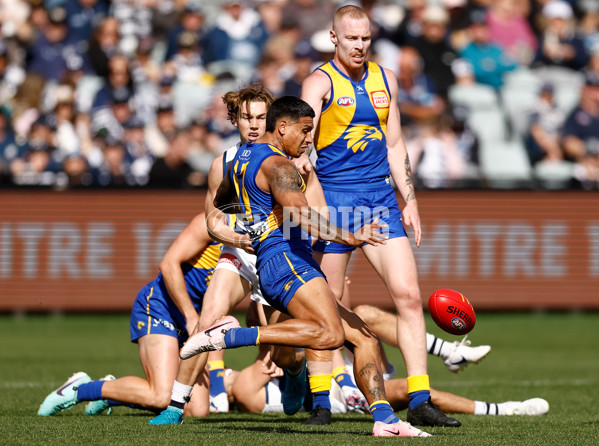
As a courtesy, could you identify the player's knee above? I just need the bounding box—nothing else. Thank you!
[353,304,376,325]
[147,389,172,410]
[317,324,345,350]
[185,402,209,418]
[391,285,421,310]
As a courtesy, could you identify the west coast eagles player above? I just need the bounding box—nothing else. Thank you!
[300,5,458,427]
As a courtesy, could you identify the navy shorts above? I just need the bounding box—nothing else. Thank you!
[259,250,325,314]
[129,279,195,346]
[313,185,407,253]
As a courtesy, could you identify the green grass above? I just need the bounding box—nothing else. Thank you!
[1,312,598,445]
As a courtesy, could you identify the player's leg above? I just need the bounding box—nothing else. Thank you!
[336,303,431,437]
[312,250,351,301]
[361,237,460,427]
[149,268,251,425]
[184,367,210,417]
[231,347,280,413]
[354,304,491,373]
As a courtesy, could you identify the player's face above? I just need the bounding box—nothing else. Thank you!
[332,16,371,71]
[282,116,313,158]
[235,100,268,144]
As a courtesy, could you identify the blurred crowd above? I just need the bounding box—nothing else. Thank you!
[0,0,598,190]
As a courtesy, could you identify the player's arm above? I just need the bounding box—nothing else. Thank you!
[383,67,422,247]
[293,70,331,174]
[261,156,386,247]
[207,156,252,251]
[159,213,213,334]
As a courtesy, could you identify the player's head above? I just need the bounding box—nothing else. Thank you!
[331,5,371,71]
[222,84,275,144]
[266,96,314,158]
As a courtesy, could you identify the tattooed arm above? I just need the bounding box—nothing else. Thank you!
[260,156,387,247]
[383,66,422,247]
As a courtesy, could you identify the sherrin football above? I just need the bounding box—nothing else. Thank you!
[428,288,476,335]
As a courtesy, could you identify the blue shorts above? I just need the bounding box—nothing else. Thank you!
[313,186,407,253]
[129,279,198,346]
[258,250,325,314]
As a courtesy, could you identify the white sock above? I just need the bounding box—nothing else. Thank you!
[171,380,193,405]
[426,333,452,358]
[474,401,499,415]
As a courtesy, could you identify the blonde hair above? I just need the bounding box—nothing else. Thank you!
[222,84,276,123]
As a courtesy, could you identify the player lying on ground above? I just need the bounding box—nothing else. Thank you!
[229,342,549,417]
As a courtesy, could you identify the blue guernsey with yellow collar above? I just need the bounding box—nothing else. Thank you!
[315,60,392,191]
[229,141,310,269]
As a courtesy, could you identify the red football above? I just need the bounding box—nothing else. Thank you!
[428,289,476,335]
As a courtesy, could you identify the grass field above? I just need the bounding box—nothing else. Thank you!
[1,311,598,445]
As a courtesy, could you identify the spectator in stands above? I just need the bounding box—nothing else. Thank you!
[9,73,46,140]
[87,16,120,79]
[10,115,62,186]
[0,39,26,106]
[406,111,472,189]
[89,133,129,186]
[91,54,134,110]
[486,0,538,65]
[459,9,519,90]
[122,115,153,186]
[164,4,206,62]
[25,7,89,81]
[532,0,589,71]
[524,82,567,165]
[387,0,428,46]
[561,75,599,189]
[63,0,110,48]
[52,83,80,159]
[0,107,23,184]
[166,31,205,84]
[281,0,336,39]
[148,127,201,188]
[283,39,319,97]
[91,88,132,143]
[396,46,446,140]
[201,0,269,82]
[145,101,177,158]
[411,5,457,99]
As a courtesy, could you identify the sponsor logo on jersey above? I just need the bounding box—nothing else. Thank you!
[337,96,355,107]
[218,253,242,270]
[370,90,389,108]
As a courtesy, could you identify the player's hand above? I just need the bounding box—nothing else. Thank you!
[187,317,200,336]
[235,233,255,254]
[402,200,422,247]
[260,350,284,378]
[291,153,312,175]
[351,218,388,247]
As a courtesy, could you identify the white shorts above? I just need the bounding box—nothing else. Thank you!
[214,245,268,306]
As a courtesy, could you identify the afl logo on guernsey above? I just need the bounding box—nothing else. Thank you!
[370,91,389,109]
[337,96,355,107]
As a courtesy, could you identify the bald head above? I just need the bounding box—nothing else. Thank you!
[333,5,369,33]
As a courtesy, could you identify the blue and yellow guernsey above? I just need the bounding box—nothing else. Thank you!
[229,142,309,269]
[315,60,392,191]
[156,241,221,310]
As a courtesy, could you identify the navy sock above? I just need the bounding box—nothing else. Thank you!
[76,381,103,402]
[370,401,399,424]
[409,390,430,410]
[224,327,259,348]
[312,391,331,411]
